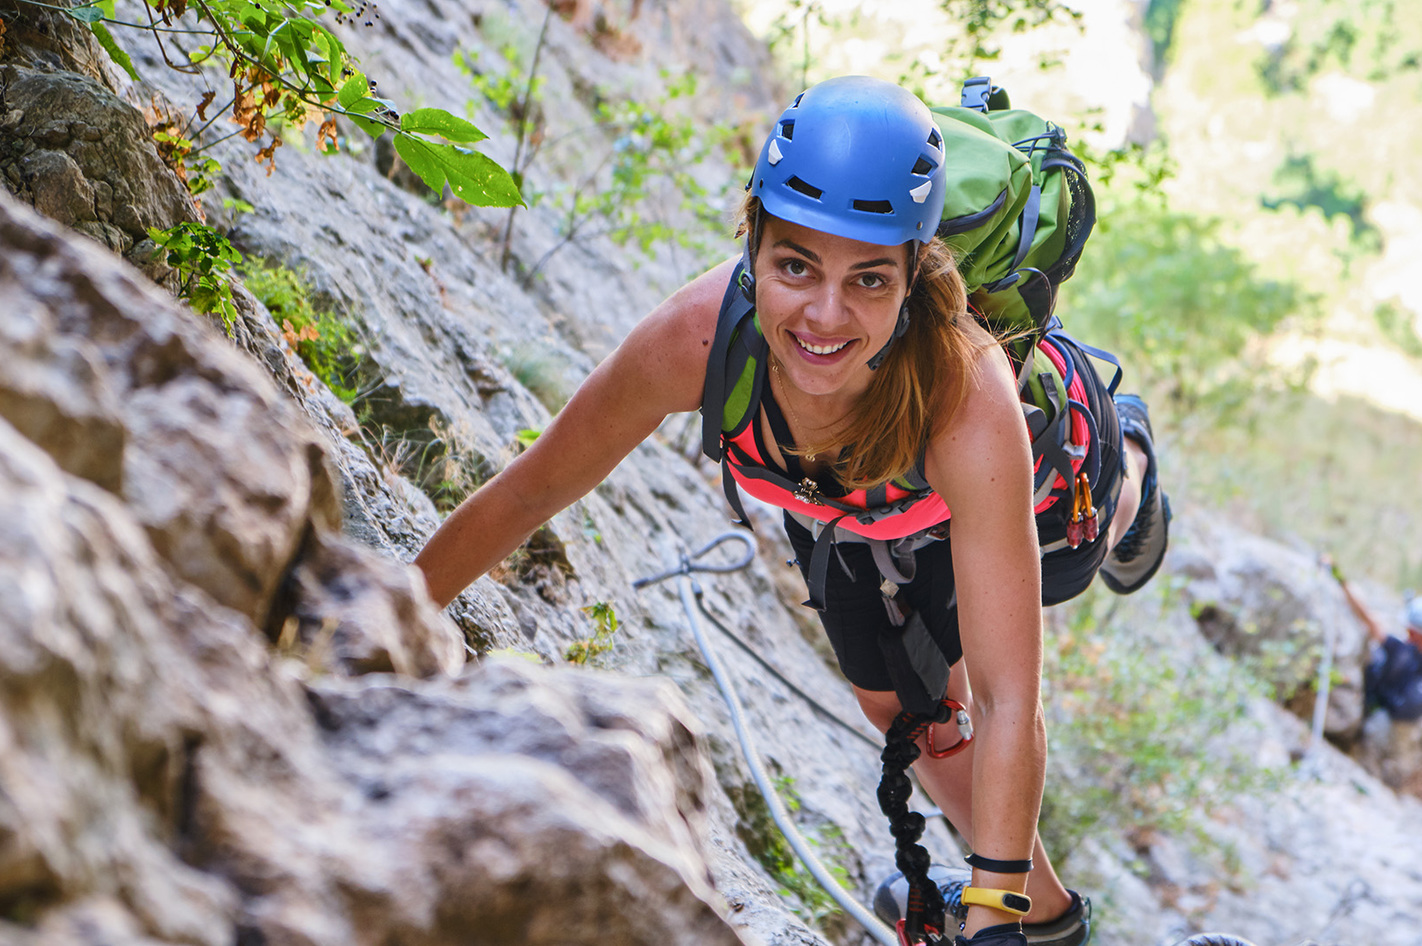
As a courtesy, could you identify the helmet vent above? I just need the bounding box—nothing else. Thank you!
[852,199,893,215]
[928,128,942,150]
[780,120,795,140]
[912,156,934,175]
[785,176,823,199]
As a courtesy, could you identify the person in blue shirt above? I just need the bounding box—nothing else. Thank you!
[1331,561,1422,722]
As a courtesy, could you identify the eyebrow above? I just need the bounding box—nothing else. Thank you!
[771,238,901,272]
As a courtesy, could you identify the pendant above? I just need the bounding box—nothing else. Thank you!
[795,478,823,505]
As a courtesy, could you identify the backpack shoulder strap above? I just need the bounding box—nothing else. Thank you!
[701,259,757,461]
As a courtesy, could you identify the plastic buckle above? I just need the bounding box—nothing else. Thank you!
[960,76,994,112]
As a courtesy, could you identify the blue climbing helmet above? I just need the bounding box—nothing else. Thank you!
[750,76,946,247]
[1407,595,1422,632]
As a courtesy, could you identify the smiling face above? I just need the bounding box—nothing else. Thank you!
[752,214,912,406]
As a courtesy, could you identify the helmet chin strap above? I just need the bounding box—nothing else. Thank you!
[738,205,762,304]
[866,243,920,371]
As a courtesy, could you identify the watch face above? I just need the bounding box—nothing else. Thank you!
[1003,892,1032,914]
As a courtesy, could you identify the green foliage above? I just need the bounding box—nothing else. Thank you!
[147,222,242,329]
[1058,192,1311,411]
[457,11,733,282]
[1143,0,1184,69]
[757,0,837,91]
[936,0,1082,67]
[364,417,488,515]
[1373,298,1422,358]
[1255,0,1421,94]
[1169,387,1422,593]
[50,0,520,206]
[1039,586,1287,869]
[239,259,365,402]
[724,774,850,933]
[521,71,731,280]
[500,344,571,413]
[151,126,223,196]
[565,601,620,664]
[1262,153,1378,250]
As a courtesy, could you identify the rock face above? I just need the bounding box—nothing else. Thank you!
[1172,515,1372,746]
[1173,512,1422,799]
[0,191,745,946]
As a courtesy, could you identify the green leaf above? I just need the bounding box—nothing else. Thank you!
[348,114,387,137]
[69,5,104,22]
[393,135,523,208]
[337,74,368,109]
[345,97,383,115]
[399,108,488,144]
[93,23,141,81]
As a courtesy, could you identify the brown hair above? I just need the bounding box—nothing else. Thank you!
[736,197,987,490]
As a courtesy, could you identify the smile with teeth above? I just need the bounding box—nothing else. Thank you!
[793,335,850,356]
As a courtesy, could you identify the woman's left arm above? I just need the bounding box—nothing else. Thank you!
[924,329,1045,928]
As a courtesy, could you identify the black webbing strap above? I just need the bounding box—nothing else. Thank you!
[701,262,755,462]
[879,704,955,943]
[1008,184,1042,275]
[1059,332,1122,396]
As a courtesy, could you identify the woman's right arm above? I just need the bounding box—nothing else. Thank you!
[415,259,738,607]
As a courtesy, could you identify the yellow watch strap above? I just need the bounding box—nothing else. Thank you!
[960,886,1032,917]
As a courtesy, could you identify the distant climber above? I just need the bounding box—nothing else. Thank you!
[1328,558,1422,722]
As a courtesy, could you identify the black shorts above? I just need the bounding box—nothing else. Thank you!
[785,514,962,693]
[783,336,1124,692]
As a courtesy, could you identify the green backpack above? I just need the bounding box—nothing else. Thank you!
[932,76,1096,361]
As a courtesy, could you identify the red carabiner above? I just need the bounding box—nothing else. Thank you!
[925,698,974,759]
[896,919,948,946]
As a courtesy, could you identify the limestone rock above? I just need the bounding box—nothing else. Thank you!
[273,526,466,677]
[304,660,747,946]
[0,66,199,260]
[0,183,752,946]
[1173,512,1369,744]
[0,187,337,627]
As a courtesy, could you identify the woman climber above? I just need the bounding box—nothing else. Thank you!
[415,75,1170,946]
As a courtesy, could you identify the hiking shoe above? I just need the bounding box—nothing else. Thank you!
[1021,890,1091,946]
[1100,393,1171,595]
[873,868,1092,946]
[873,865,970,928]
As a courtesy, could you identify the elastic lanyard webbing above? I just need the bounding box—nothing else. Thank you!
[878,704,955,941]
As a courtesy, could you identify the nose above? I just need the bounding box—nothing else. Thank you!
[803,281,847,328]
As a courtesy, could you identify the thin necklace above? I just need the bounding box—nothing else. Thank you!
[770,357,818,461]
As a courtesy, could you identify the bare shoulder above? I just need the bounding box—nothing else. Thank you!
[937,321,1023,443]
[614,257,737,414]
[924,322,1031,506]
